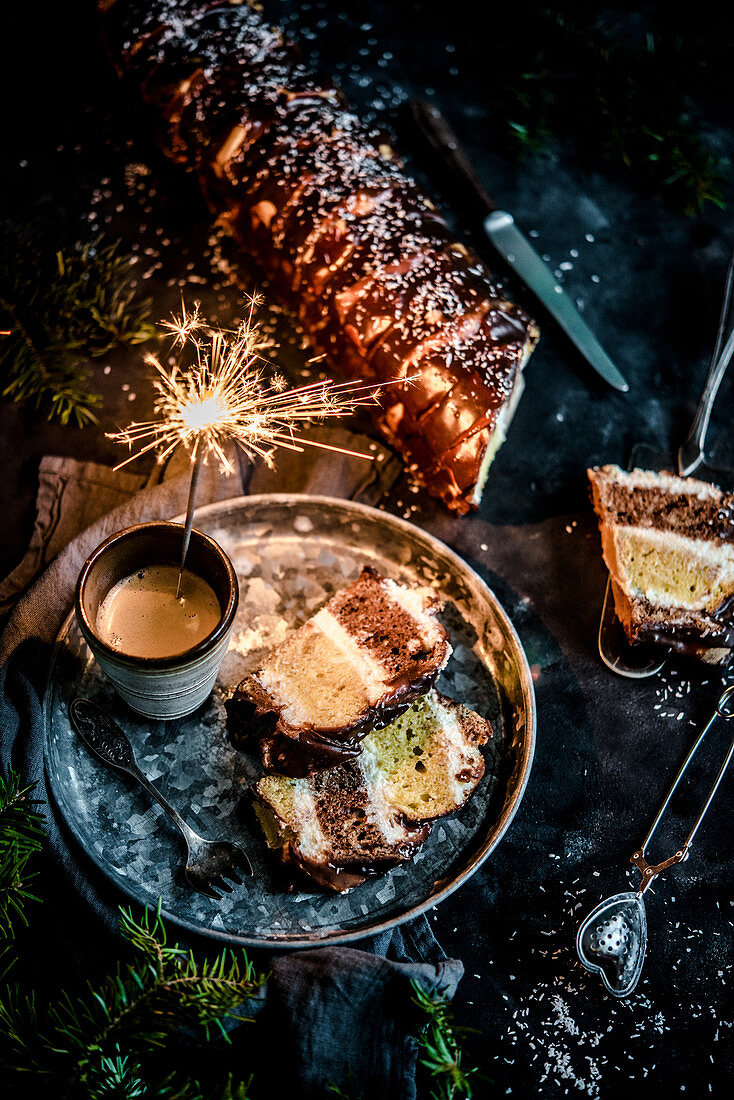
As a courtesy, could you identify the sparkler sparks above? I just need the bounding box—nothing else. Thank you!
[108,296,412,598]
[108,298,388,474]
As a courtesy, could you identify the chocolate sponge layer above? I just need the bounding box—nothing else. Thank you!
[226,566,451,776]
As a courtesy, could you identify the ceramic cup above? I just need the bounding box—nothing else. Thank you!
[75,521,239,720]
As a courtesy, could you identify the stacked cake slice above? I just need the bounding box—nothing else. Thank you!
[227,567,491,891]
[254,691,490,891]
[588,465,734,663]
[226,565,452,775]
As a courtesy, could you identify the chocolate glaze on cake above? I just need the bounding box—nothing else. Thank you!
[589,465,734,663]
[226,566,452,775]
[253,690,491,892]
[97,0,539,514]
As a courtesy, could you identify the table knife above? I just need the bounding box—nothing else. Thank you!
[409,99,629,393]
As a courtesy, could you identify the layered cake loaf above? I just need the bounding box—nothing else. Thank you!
[97,0,539,513]
[253,690,491,891]
[588,465,734,663]
[226,566,451,775]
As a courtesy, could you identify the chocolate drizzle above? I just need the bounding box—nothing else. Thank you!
[226,667,442,776]
[97,0,538,513]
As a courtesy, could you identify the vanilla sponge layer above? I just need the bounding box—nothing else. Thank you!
[255,689,490,874]
[257,611,389,729]
[607,525,734,613]
[253,567,451,733]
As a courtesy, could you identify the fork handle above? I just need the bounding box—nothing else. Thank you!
[70,697,199,848]
[124,762,200,848]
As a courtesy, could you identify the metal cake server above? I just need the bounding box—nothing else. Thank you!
[577,684,734,997]
[598,248,734,677]
[70,698,253,898]
[408,98,629,392]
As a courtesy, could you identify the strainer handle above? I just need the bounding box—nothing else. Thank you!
[631,686,734,895]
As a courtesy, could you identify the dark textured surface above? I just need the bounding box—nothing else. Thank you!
[2,1,734,1096]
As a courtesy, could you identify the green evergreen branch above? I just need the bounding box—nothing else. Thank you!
[493,6,727,215]
[411,982,483,1100]
[0,901,263,1098]
[0,772,44,941]
[0,225,157,427]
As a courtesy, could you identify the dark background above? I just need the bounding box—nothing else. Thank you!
[2,2,734,1096]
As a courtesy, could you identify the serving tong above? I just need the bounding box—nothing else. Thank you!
[577,684,734,997]
[598,248,734,677]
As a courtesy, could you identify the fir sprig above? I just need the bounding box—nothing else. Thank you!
[0,772,44,941]
[0,224,156,427]
[411,981,482,1100]
[0,901,264,1097]
[486,7,728,215]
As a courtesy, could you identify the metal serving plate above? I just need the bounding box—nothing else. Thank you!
[44,494,536,948]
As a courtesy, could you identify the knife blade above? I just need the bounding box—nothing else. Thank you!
[409,99,629,393]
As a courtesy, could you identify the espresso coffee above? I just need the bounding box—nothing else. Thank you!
[95,564,222,659]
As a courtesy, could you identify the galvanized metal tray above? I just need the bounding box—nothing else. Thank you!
[44,494,536,948]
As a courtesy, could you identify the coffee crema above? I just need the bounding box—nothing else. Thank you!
[95,564,222,659]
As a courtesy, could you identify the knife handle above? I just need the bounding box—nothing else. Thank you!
[409,99,498,217]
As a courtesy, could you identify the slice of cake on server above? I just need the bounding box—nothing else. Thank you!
[226,565,452,775]
[588,465,734,663]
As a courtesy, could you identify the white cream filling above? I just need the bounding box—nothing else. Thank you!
[288,780,329,862]
[470,372,525,505]
[359,741,416,846]
[434,703,478,805]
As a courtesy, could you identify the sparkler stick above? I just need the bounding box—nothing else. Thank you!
[175,443,204,598]
[109,298,402,592]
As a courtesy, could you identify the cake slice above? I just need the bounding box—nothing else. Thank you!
[253,690,491,891]
[588,465,734,662]
[226,566,451,775]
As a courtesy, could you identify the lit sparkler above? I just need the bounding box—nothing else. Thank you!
[108,297,392,594]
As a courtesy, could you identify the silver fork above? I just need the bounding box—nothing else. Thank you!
[598,249,734,678]
[70,697,253,899]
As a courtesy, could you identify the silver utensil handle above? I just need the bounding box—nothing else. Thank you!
[125,762,200,848]
[70,697,199,847]
[631,685,734,893]
[678,251,734,476]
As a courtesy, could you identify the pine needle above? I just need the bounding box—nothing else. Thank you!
[0,772,44,941]
[0,900,263,1098]
[0,223,156,427]
[411,981,484,1100]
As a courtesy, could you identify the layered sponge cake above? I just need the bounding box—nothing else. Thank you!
[226,566,451,775]
[588,465,734,662]
[253,690,491,891]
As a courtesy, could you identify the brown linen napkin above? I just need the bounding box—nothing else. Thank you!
[0,425,401,630]
[0,452,243,662]
[0,456,148,618]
